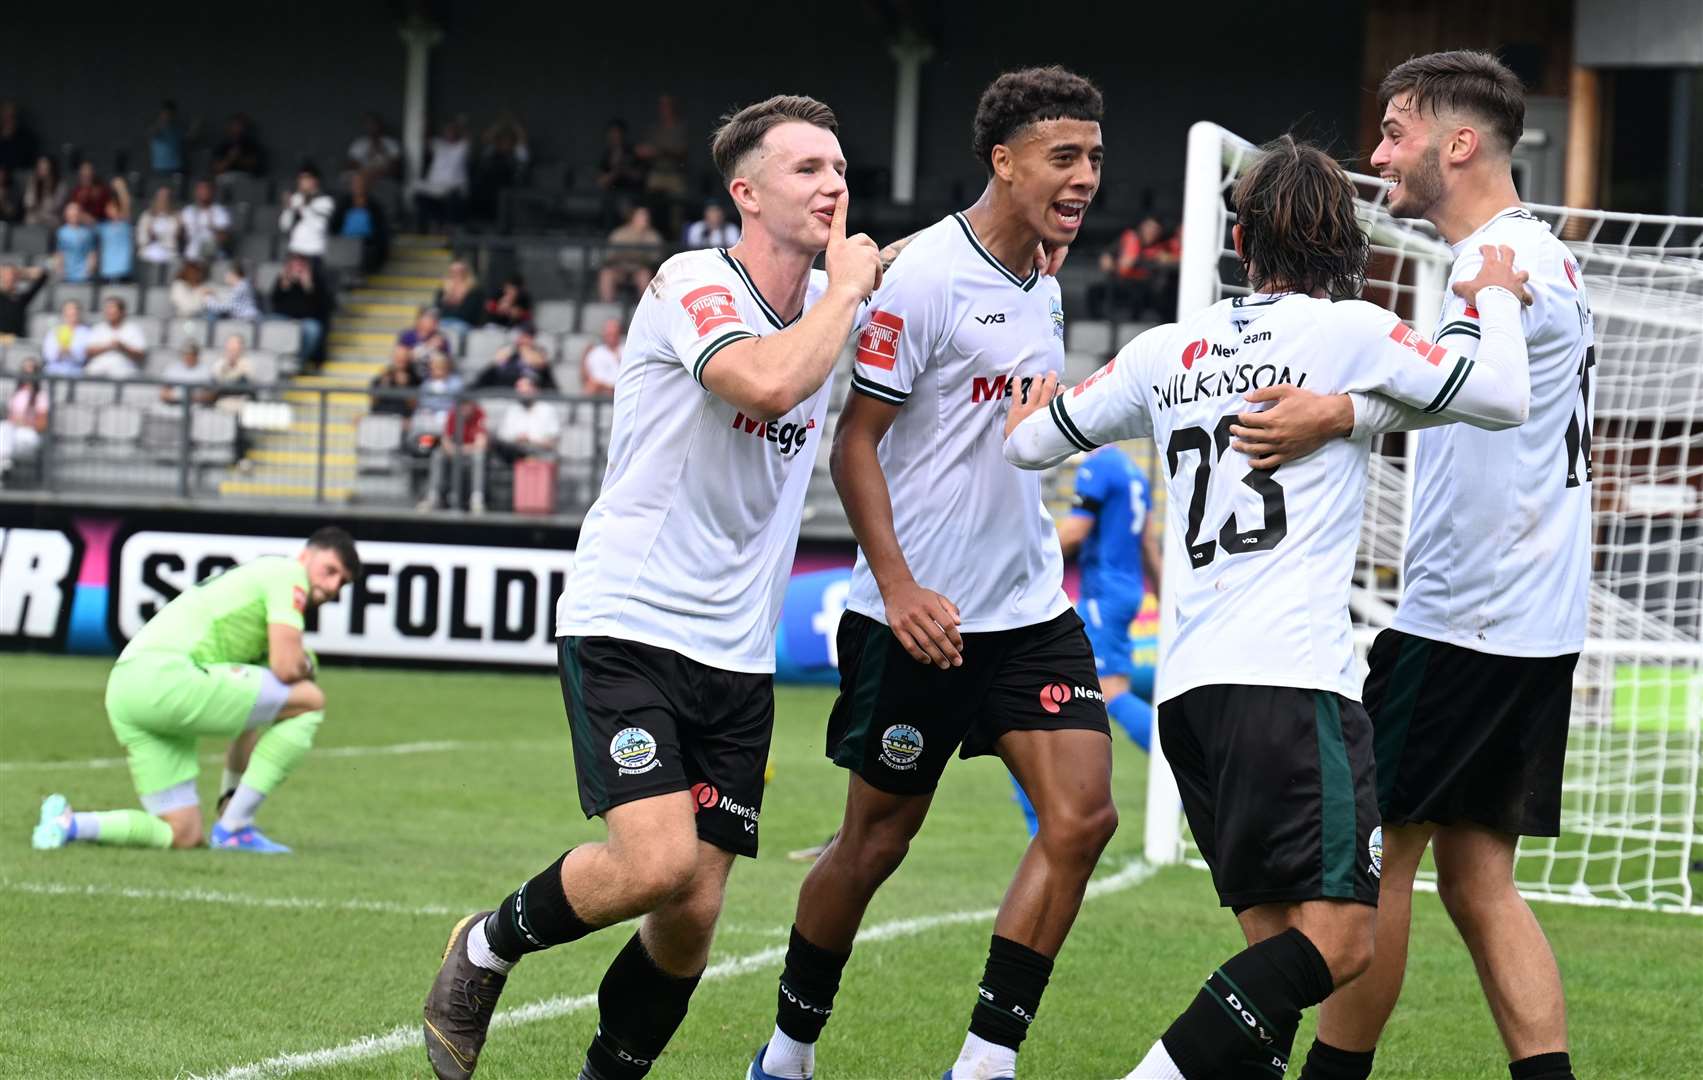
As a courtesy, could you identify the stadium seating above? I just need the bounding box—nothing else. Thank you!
[256,318,302,355]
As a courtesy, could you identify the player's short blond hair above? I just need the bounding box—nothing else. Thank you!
[710,95,838,183]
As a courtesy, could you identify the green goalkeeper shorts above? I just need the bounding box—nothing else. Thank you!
[105,653,280,799]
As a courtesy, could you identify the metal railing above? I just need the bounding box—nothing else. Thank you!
[1,376,619,517]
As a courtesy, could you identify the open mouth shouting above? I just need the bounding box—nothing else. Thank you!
[1051,199,1088,231]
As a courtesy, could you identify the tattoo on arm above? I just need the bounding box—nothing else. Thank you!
[879,231,919,272]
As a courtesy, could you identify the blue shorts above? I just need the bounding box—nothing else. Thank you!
[1079,595,1139,681]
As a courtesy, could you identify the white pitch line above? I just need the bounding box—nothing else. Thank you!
[0,879,460,919]
[187,858,1159,1080]
[0,739,529,773]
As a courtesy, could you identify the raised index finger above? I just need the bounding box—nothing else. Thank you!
[830,190,848,242]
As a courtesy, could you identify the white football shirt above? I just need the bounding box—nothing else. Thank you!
[555,248,831,673]
[846,213,1072,632]
[1393,208,1596,656]
[1007,289,1529,703]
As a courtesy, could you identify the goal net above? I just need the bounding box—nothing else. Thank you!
[1145,121,1703,914]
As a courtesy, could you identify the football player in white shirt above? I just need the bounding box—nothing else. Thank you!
[1224,54,1591,1080]
[423,95,885,1080]
[1003,137,1533,1080]
[751,67,1109,1080]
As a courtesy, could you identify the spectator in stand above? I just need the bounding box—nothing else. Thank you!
[636,93,688,235]
[147,100,187,176]
[0,102,39,175]
[41,300,90,375]
[0,167,21,224]
[213,332,257,390]
[171,260,214,318]
[1088,214,1181,321]
[160,342,216,405]
[69,161,114,221]
[0,356,48,481]
[180,179,232,261]
[473,113,530,221]
[332,171,390,273]
[54,204,98,285]
[346,113,401,183]
[203,263,260,320]
[84,297,147,378]
[434,260,484,335]
[597,204,663,302]
[414,118,471,233]
[211,332,260,468]
[0,264,49,341]
[411,351,462,437]
[370,343,421,419]
[482,274,532,329]
[684,200,740,249]
[493,373,561,464]
[280,165,335,260]
[137,186,183,266]
[596,119,646,228]
[419,394,489,513]
[211,114,264,183]
[474,324,555,390]
[268,254,330,367]
[23,156,65,228]
[397,307,450,373]
[97,199,136,283]
[212,331,259,458]
[581,317,622,396]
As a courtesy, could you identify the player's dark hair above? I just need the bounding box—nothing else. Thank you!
[1232,135,1368,300]
[307,526,360,579]
[1379,50,1525,154]
[972,66,1103,175]
[711,95,838,182]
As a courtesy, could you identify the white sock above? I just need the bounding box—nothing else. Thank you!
[465,915,515,975]
[951,1032,1018,1079]
[216,784,267,831]
[1122,1039,1186,1080]
[70,812,101,842]
[760,1025,815,1079]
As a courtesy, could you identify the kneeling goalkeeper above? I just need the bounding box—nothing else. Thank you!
[32,527,359,854]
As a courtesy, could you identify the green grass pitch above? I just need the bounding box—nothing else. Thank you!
[1,654,1697,1078]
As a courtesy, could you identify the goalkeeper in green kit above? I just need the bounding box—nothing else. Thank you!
[32,527,360,855]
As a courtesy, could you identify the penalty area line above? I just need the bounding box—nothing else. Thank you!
[186,857,1159,1080]
[0,739,552,773]
[0,878,462,919]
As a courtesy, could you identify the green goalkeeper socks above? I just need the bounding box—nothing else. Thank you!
[242,710,323,795]
[73,810,173,848]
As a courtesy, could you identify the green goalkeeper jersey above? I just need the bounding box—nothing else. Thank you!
[121,556,310,666]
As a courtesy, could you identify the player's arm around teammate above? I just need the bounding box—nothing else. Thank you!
[1224,243,1535,468]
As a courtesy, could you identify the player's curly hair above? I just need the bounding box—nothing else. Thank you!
[971,66,1103,174]
[1232,135,1368,300]
[711,95,838,182]
[1380,50,1525,154]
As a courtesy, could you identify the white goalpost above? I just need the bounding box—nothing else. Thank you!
[1146,121,1703,915]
